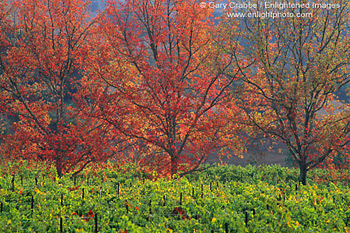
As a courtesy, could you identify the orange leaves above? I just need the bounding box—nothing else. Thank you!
[172,207,190,220]
[86,0,247,176]
[0,0,249,178]
[68,185,80,191]
[0,0,113,177]
[82,210,94,222]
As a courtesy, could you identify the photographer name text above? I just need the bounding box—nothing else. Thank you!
[205,1,340,10]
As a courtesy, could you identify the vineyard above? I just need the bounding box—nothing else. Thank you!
[1,162,350,232]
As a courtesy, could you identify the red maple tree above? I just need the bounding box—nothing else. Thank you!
[82,0,249,176]
[0,0,112,177]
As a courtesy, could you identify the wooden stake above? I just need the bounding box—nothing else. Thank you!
[201,184,203,198]
[11,175,15,192]
[149,200,152,215]
[95,213,98,233]
[60,217,63,233]
[31,195,34,215]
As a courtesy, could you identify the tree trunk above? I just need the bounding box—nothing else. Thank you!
[299,162,307,185]
[56,158,63,178]
[170,155,178,176]
[56,166,63,178]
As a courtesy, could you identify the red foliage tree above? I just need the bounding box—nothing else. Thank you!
[0,0,112,177]
[83,0,249,176]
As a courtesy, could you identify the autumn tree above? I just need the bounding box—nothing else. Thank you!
[0,0,113,177]
[224,0,350,184]
[85,0,249,176]
[0,0,9,147]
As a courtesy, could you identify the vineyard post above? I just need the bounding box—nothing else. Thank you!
[95,213,98,233]
[31,195,34,215]
[163,195,166,206]
[210,182,212,192]
[11,175,14,192]
[180,193,182,206]
[35,177,38,186]
[99,187,102,198]
[82,188,84,199]
[20,175,23,186]
[225,222,228,233]
[192,187,194,198]
[60,217,63,233]
[201,184,203,198]
[245,211,248,226]
[59,194,63,231]
[149,200,152,215]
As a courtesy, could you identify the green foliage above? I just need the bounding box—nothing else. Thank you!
[1,162,350,232]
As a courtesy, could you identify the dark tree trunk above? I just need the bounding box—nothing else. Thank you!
[56,158,63,178]
[171,155,178,176]
[299,162,307,185]
[56,166,63,178]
